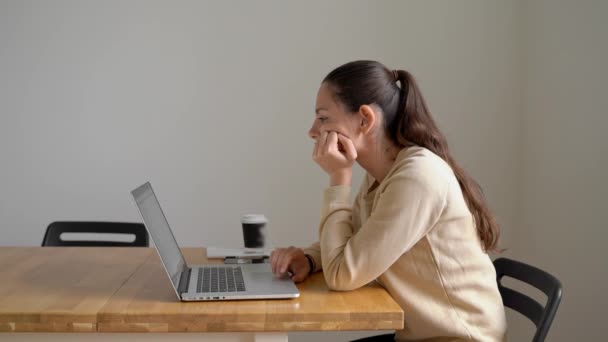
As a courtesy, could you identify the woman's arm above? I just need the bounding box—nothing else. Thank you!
[303,175,367,274]
[320,174,447,291]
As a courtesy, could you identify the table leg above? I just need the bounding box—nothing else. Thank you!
[254,332,289,342]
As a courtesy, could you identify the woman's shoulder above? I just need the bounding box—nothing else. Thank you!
[387,146,454,191]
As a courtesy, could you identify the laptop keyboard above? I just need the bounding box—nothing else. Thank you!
[196,266,246,293]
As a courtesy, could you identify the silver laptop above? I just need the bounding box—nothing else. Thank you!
[131,182,300,301]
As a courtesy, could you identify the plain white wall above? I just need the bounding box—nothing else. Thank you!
[0,0,525,340]
[0,0,522,254]
[516,0,608,340]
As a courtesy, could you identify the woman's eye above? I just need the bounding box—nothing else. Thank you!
[318,117,328,123]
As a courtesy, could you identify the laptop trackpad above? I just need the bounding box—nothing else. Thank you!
[245,270,299,296]
[250,271,291,284]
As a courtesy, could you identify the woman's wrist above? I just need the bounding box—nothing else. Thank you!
[304,254,315,275]
[329,169,352,186]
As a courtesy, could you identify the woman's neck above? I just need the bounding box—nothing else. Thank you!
[357,140,402,184]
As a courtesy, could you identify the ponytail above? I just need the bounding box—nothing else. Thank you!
[393,70,501,252]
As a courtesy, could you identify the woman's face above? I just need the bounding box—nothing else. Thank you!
[309,83,360,142]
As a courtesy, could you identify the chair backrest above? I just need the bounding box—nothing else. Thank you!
[42,221,149,247]
[494,257,562,342]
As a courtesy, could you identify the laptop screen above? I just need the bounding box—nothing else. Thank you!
[131,182,187,292]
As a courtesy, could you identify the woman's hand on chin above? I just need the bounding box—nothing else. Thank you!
[312,131,357,186]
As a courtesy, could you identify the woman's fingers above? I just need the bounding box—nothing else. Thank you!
[280,247,298,274]
[313,136,321,158]
[271,248,290,274]
[312,131,355,181]
[337,134,357,161]
[285,251,308,282]
[270,249,282,274]
[324,131,338,152]
[291,266,308,282]
[312,131,327,159]
[275,247,293,275]
[318,131,328,153]
[274,250,287,275]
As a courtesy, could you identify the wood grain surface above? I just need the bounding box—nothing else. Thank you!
[0,247,403,333]
[0,247,152,332]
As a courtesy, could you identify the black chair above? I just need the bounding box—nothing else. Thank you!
[350,333,395,342]
[494,257,562,342]
[42,221,149,247]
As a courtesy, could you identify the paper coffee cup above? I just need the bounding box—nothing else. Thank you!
[241,214,267,249]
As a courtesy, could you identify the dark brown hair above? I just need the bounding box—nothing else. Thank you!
[323,60,500,252]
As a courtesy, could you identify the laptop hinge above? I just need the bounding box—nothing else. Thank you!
[177,267,192,294]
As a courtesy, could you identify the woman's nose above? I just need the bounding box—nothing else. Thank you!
[308,126,318,140]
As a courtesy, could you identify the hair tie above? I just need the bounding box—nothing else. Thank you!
[392,70,399,82]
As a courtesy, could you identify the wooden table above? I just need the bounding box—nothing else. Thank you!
[0,247,403,341]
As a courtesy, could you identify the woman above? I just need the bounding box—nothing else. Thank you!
[270,60,507,341]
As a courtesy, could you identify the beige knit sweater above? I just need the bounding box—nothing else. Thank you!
[303,146,507,341]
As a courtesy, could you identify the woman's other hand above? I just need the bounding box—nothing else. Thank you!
[270,247,311,283]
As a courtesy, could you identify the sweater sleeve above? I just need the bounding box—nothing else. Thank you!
[303,182,367,272]
[302,242,322,273]
[319,175,447,291]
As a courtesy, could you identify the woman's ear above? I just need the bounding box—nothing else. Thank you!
[358,104,378,135]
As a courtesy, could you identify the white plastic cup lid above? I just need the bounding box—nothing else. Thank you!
[241,214,267,224]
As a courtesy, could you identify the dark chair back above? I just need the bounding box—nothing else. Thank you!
[494,257,562,342]
[42,221,149,247]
